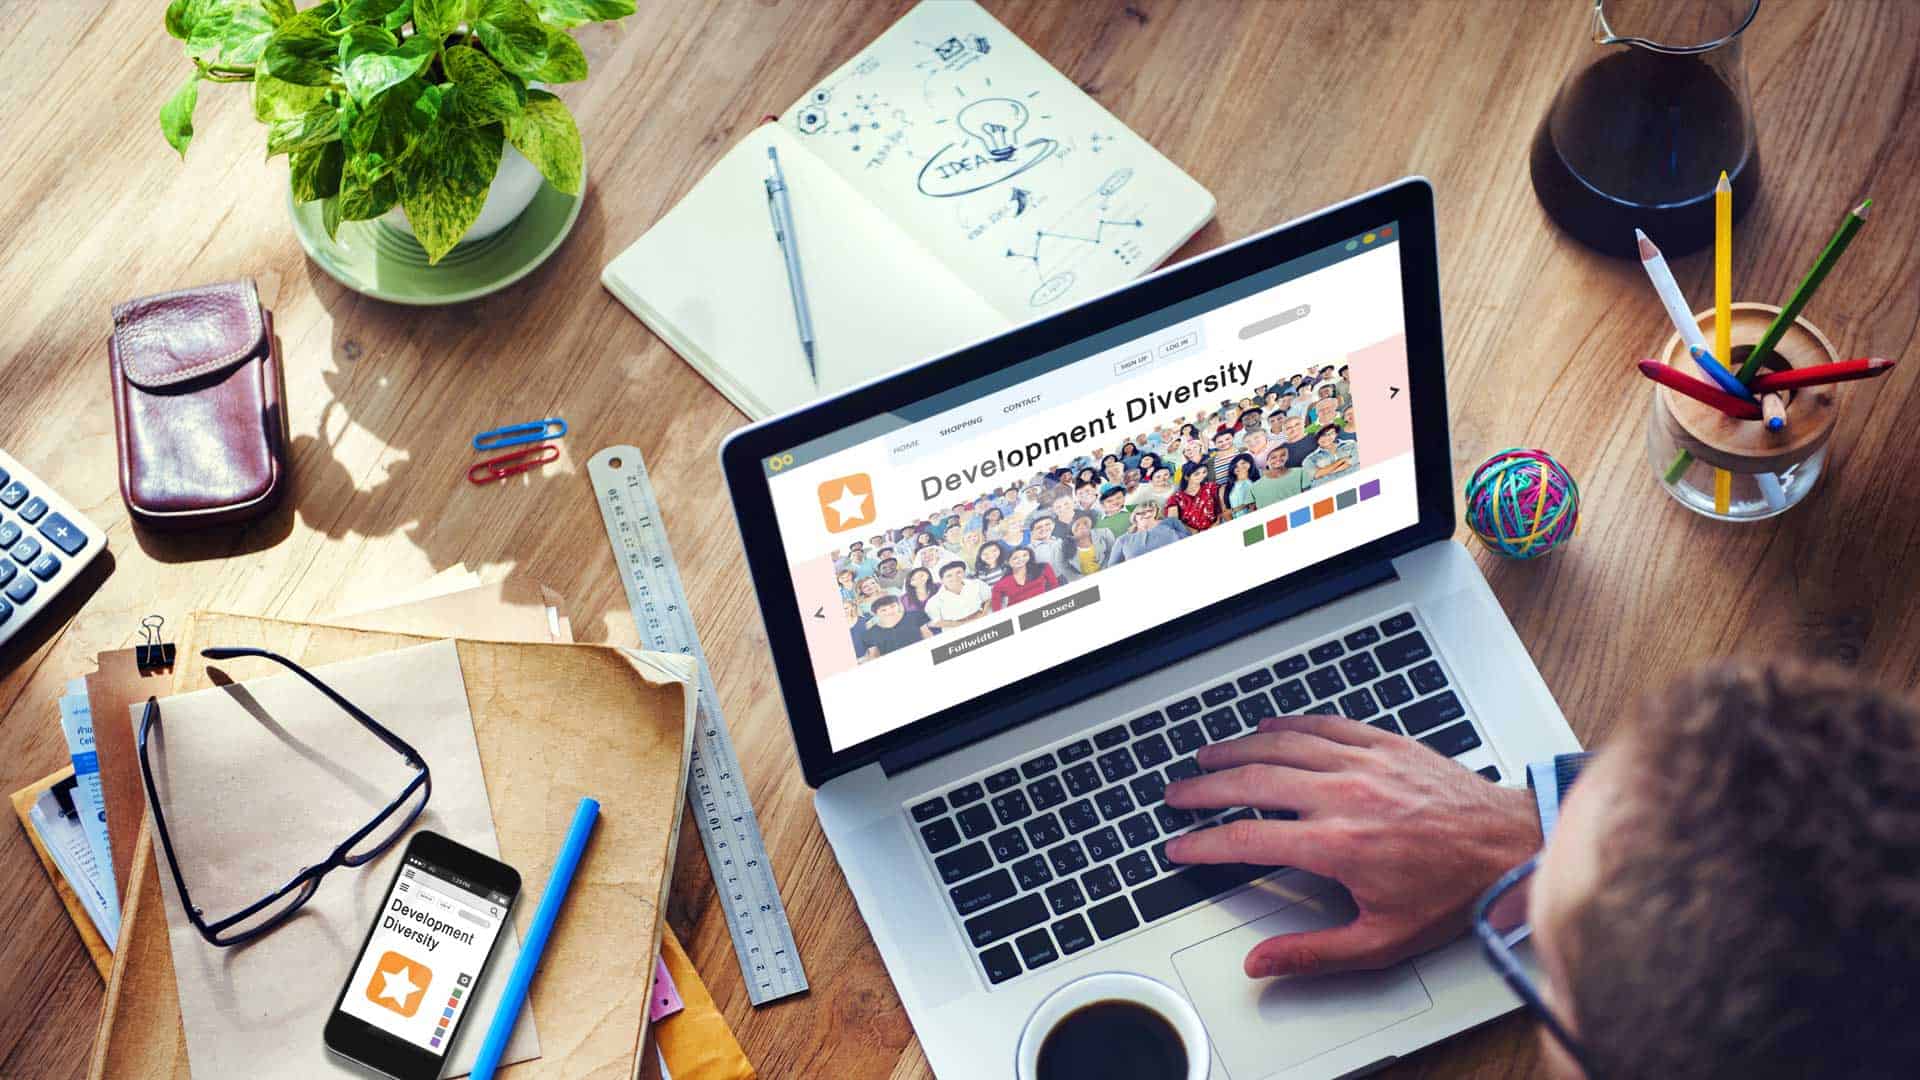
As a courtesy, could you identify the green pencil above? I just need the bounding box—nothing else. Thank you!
[1662,196,1873,486]
[1734,198,1871,382]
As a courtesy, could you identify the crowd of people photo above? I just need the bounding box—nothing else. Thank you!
[835,363,1361,662]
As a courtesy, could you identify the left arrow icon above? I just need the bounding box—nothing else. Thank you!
[813,607,826,619]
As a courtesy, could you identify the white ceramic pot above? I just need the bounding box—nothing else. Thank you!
[381,141,545,245]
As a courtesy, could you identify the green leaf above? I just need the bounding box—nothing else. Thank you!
[290,140,345,201]
[473,0,549,80]
[396,120,503,262]
[530,26,586,83]
[342,26,436,104]
[160,74,201,158]
[252,71,328,121]
[263,0,296,23]
[339,154,401,220]
[441,44,520,127]
[502,89,580,194]
[343,78,436,179]
[535,0,632,29]
[263,12,337,85]
[184,3,234,62]
[165,0,201,39]
[341,0,408,25]
[218,3,278,64]
[267,103,343,156]
[412,0,467,42]
[321,194,344,240]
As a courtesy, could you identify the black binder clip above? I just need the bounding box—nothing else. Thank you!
[136,614,176,673]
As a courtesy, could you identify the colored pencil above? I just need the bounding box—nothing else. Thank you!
[1638,360,1763,420]
[1715,171,1732,369]
[1748,357,1897,393]
[1734,198,1872,383]
[1689,345,1759,403]
[1762,393,1786,431]
[1714,468,1732,515]
[1637,228,1710,354]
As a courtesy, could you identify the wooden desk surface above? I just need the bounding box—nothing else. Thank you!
[3,1,1916,1076]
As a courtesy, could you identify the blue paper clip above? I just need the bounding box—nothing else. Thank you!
[473,417,567,451]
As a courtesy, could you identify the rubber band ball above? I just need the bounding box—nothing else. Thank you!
[1464,448,1579,559]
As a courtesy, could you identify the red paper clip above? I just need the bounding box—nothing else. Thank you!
[467,443,559,485]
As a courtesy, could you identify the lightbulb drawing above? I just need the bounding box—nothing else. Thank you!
[957,97,1029,161]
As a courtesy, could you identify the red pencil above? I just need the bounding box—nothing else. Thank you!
[1637,360,1763,420]
[1747,357,1897,393]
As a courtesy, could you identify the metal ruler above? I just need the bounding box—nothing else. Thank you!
[588,446,808,1005]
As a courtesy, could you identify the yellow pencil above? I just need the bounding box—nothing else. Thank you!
[1714,171,1731,368]
[1714,468,1732,515]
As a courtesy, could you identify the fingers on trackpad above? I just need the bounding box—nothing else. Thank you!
[1170,892,1433,1076]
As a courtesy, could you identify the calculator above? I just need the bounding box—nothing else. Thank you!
[0,448,107,649]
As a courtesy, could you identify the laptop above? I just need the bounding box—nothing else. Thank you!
[720,178,1581,1079]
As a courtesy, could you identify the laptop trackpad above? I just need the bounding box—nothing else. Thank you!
[1170,891,1432,1077]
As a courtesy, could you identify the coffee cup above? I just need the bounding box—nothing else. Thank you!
[1015,972,1210,1080]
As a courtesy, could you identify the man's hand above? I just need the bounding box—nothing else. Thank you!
[1163,713,1541,979]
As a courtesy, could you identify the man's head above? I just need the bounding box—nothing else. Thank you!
[1531,663,1920,1078]
[1316,424,1343,450]
[877,555,898,576]
[1030,515,1055,542]
[1128,502,1159,532]
[1241,407,1264,430]
[870,594,904,628]
[938,561,968,591]
[1100,484,1126,514]
[1151,465,1174,490]
[1212,427,1235,453]
[1283,415,1307,441]
[1074,479,1099,508]
[848,540,865,556]
[1243,430,1270,456]
[1264,447,1291,475]
[1051,493,1076,521]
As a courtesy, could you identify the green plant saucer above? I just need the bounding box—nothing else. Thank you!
[288,179,583,306]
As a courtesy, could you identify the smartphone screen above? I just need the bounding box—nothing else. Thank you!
[326,832,519,1078]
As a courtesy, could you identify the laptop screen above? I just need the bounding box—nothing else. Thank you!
[759,222,1419,754]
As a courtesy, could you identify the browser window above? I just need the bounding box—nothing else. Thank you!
[765,225,1418,751]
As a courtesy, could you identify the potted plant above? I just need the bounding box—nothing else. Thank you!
[159,0,632,264]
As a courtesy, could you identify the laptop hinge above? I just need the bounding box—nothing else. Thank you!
[877,557,1401,779]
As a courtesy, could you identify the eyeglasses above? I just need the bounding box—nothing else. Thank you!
[1472,856,1601,1078]
[139,647,432,947]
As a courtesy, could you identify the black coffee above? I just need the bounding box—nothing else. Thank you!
[1036,999,1188,1080]
[1530,48,1760,258]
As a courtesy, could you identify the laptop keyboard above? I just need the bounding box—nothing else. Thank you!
[907,608,1500,989]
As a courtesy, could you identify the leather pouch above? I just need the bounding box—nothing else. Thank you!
[108,279,287,529]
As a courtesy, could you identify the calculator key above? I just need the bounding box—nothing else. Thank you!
[29,553,59,581]
[1235,692,1278,725]
[1202,707,1240,741]
[1024,812,1064,849]
[1236,668,1274,693]
[1081,864,1122,901]
[1087,896,1140,940]
[0,561,13,587]
[1044,878,1085,915]
[0,466,9,488]
[948,782,985,807]
[1306,666,1345,699]
[992,789,1032,825]
[1128,710,1166,735]
[18,497,47,524]
[1084,826,1124,862]
[12,535,42,564]
[989,828,1029,863]
[1012,854,1053,891]
[951,869,1017,915]
[1117,851,1158,886]
[1421,721,1482,758]
[1477,765,1503,782]
[1376,673,1414,708]
[1376,631,1433,671]
[935,842,992,884]
[985,768,1020,793]
[1165,697,1203,721]
[957,804,997,838]
[6,574,38,603]
[1096,748,1137,784]
[1047,840,1089,876]
[1410,660,1449,695]
[1028,775,1067,812]
[1272,679,1312,712]
[0,480,27,507]
[1344,626,1381,649]
[964,893,1048,948]
[36,513,87,556]
[1134,732,1172,767]
[1052,914,1094,955]
[1094,725,1130,749]
[1399,691,1465,736]
[920,818,962,853]
[1308,640,1345,663]
[1339,652,1381,685]
[1380,612,1416,636]
[1167,720,1205,754]
[911,796,947,822]
[1016,928,1059,970]
[1095,788,1135,821]
[1118,812,1158,849]
[0,521,17,548]
[1060,800,1100,834]
[1020,753,1057,779]
[1128,771,1167,807]
[0,597,10,625]
[1057,739,1094,764]
[981,942,1021,984]
[1272,654,1309,677]
[1063,762,1102,796]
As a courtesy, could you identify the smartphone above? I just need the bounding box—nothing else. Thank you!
[324,831,521,1079]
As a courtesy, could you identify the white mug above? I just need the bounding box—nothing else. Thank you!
[1014,971,1211,1080]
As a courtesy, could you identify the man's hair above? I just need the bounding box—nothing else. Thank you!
[938,560,967,577]
[1567,662,1920,1078]
[870,594,901,612]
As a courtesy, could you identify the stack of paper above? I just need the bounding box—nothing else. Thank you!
[26,680,120,947]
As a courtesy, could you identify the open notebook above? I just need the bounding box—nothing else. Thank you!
[603,0,1215,420]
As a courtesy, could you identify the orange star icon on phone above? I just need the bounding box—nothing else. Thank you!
[818,474,876,533]
[365,951,432,1017]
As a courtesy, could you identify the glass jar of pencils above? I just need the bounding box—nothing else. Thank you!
[1647,302,1839,520]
